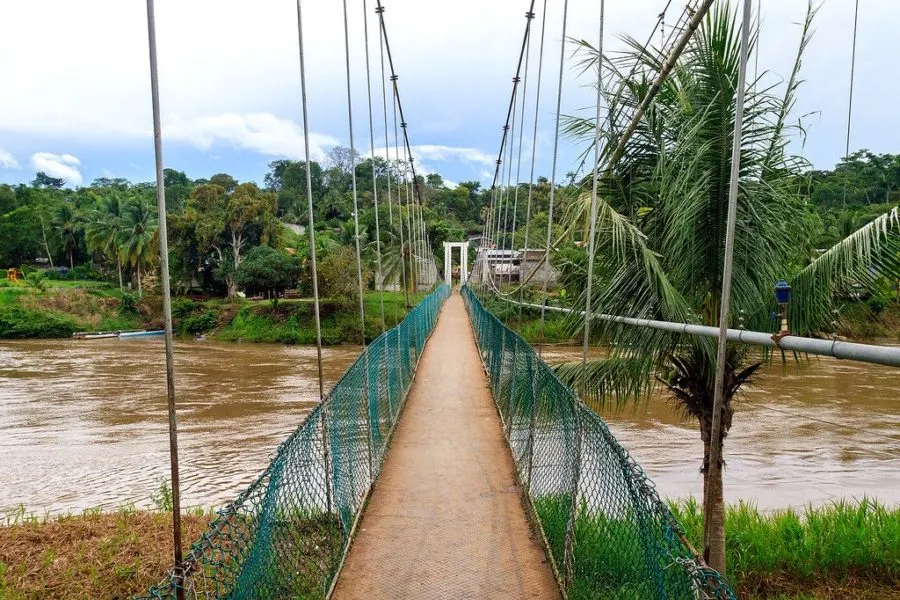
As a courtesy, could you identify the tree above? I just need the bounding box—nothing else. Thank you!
[84,194,128,290]
[554,2,898,575]
[234,246,302,308]
[264,159,325,220]
[52,202,80,270]
[181,182,279,298]
[319,246,366,308]
[120,197,158,294]
[425,173,444,189]
[33,172,65,189]
[209,173,238,193]
[163,168,193,213]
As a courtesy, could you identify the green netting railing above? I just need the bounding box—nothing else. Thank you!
[139,284,450,599]
[462,285,736,600]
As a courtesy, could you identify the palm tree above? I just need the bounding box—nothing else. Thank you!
[53,202,80,270]
[119,196,158,295]
[553,2,899,575]
[84,195,127,291]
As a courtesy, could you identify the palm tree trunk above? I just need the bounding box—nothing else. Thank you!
[701,415,727,576]
[117,257,123,292]
[69,245,74,270]
[137,263,142,295]
[40,218,54,269]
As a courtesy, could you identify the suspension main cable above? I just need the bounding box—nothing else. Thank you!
[341,0,367,346]
[500,77,520,295]
[390,72,409,306]
[362,0,386,332]
[538,0,569,357]
[507,15,533,304]
[375,4,398,321]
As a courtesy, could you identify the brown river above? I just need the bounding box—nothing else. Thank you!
[0,338,897,515]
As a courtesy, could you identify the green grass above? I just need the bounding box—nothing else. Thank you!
[669,497,900,599]
[531,495,900,599]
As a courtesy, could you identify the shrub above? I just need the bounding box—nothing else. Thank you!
[120,292,140,313]
[319,247,368,308]
[235,246,303,308]
[171,298,198,318]
[181,311,217,334]
[0,306,79,338]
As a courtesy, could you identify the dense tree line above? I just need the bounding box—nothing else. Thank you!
[0,142,896,298]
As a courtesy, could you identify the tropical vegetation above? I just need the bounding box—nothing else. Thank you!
[542,1,899,575]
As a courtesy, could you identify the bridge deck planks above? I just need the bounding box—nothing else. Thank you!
[331,291,560,599]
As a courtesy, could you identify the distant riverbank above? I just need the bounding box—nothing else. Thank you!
[1,279,897,344]
[0,280,416,345]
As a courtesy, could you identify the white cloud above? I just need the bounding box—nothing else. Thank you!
[30,152,83,185]
[0,149,19,169]
[164,113,339,161]
[409,145,494,166]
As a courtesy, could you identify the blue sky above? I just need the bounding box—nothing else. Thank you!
[1,0,897,190]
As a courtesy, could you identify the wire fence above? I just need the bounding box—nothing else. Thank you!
[138,284,450,600]
[462,285,736,600]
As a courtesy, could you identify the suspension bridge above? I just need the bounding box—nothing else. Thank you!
[124,0,900,598]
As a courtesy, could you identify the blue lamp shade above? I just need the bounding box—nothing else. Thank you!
[774,280,792,304]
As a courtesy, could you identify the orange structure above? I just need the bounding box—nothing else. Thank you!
[6,268,19,282]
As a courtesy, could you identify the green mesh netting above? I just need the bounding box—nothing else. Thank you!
[138,285,450,600]
[462,285,736,600]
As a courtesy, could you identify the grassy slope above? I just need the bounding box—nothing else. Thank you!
[215,291,414,345]
[0,282,143,339]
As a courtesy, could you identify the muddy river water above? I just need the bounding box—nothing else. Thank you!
[0,338,897,514]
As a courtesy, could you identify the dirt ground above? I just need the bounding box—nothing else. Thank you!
[332,292,560,599]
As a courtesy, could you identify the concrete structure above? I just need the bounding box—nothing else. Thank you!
[443,241,469,287]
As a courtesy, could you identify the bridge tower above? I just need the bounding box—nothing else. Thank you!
[443,241,469,287]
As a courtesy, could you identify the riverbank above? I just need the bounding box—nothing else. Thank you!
[0,280,417,344]
[2,280,896,345]
[1,499,895,599]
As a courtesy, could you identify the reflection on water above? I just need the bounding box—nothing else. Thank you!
[543,344,900,509]
[0,338,360,513]
[0,338,897,513]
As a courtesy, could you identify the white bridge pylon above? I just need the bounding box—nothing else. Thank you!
[443,241,469,287]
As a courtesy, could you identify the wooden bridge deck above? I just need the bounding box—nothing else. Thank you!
[332,291,559,599]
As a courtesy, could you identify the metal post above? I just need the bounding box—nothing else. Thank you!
[295,0,331,515]
[144,1,183,596]
[705,0,752,576]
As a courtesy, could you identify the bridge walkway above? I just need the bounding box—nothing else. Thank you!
[332,291,560,599]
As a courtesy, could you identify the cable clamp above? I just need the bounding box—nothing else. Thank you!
[400,121,407,128]
[512,76,521,83]
[525,11,535,19]
[390,75,398,82]
[375,5,385,14]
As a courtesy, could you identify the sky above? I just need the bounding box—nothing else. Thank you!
[0,0,897,190]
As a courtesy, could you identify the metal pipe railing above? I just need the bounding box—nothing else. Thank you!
[512,300,900,368]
